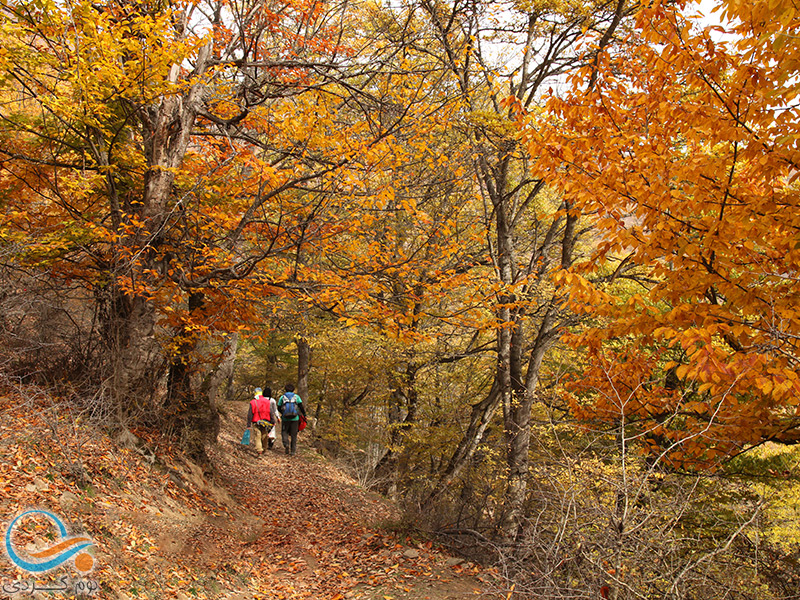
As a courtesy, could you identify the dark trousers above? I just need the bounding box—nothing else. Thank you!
[281,419,300,454]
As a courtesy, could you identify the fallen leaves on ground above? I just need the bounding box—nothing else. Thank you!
[0,392,496,600]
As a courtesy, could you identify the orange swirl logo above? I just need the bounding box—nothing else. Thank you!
[4,510,95,574]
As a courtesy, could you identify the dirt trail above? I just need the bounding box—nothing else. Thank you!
[207,402,492,600]
[0,396,494,600]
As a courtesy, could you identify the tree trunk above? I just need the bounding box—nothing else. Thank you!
[500,318,531,538]
[108,37,214,447]
[484,154,535,539]
[100,285,163,422]
[500,206,579,538]
[166,292,219,463]
[426,378,501,502]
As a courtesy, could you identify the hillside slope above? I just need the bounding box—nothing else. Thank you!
[0,391,495,600]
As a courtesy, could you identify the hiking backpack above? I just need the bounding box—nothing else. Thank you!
[281,393,299,418]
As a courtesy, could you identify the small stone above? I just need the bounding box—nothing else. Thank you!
[59,491,80,510]
[403,548,420,559]
[445,557,464,567]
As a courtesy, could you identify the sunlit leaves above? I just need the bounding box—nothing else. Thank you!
[525,0,800,465]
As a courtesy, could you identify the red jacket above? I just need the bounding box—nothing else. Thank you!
[250,395,271,423]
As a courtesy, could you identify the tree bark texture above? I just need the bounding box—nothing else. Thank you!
[108,32,214,443]
[102,288,163,419]
[166,292,220,462]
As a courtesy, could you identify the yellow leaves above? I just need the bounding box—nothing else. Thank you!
[555,270,616,314]
[521,0,800,462]
[464,109,519,139]
[684,400,710,414]
[675,364,691,380]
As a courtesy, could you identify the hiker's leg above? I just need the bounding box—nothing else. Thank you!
[281,421,290,452]
[287,420,299,455]
[253,424,264,453]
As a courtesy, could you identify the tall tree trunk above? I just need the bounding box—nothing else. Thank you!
[485,153,536,539]
[166,292,219,463]
[107,37,213,444]
[499,207,580,538]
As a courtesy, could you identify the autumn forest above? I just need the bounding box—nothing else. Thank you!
[1,0,799,596]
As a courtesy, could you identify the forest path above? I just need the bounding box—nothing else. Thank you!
[208,401,491,600]
[0,394,494,600]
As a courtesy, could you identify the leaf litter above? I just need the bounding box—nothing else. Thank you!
[0,394,497,600]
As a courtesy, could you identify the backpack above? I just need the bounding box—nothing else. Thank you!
[281,393,299,418]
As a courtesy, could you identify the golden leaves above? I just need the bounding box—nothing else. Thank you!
[523,0,800,464]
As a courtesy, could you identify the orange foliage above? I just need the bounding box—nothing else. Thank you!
[526,0,800,466]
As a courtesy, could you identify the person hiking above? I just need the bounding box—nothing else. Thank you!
[246,387,273,455]
[278,383,306,456]
[266,388,280,450]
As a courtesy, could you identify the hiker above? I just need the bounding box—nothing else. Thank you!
[278,383,306,456]
[266,387,280,449]
[246,387,274,455]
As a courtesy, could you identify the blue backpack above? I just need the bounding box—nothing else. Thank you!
[281,393,299,418]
